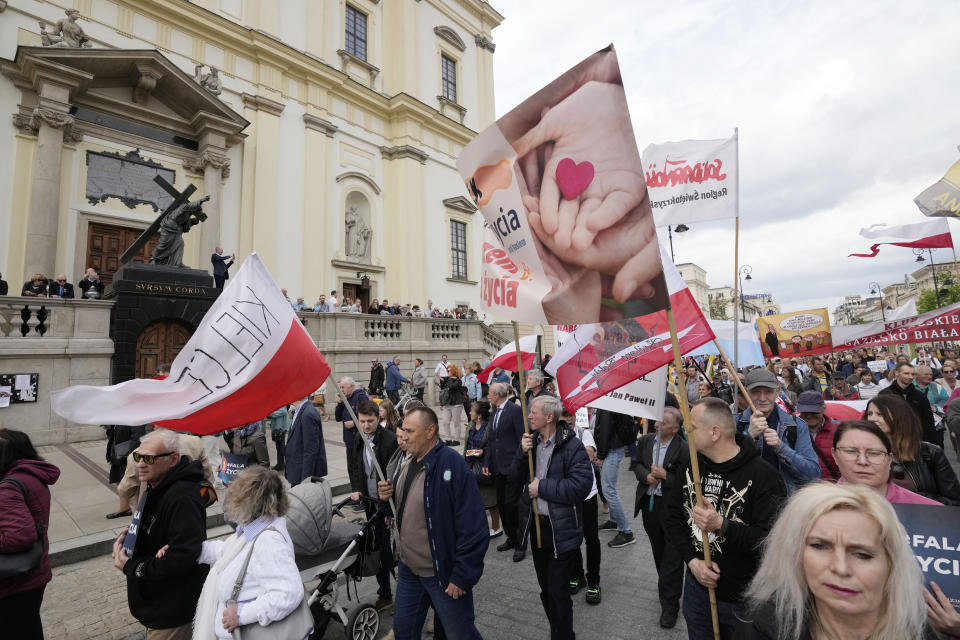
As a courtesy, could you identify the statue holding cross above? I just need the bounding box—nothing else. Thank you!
[119,175,209,269]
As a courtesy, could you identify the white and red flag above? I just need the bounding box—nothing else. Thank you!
[849,219,953,257]
[643,133,738,227]
[477,334,538,384]
[51,254,330,435]
[545,247,715,412]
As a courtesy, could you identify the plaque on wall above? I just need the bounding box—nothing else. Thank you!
[0,373,39,405]
[85,149,177,212]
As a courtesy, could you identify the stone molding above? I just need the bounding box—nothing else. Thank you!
[336,171,381,195]
[434,26,466,52]
[337,49,380,85]
[302,113,338,137]
[183,150,231,178]
[12,107,82,142]
[380,144,428,164]
[474,34,496,53]
[436,95,466,124]
[240,93,285,117]
[442,196,477,215]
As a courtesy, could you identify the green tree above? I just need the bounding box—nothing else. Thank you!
[916,285,960,313]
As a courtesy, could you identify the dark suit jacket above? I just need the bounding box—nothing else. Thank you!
[0,279,7,296]
[284,401,328,486]
[48,282,74,298]
[347,426,398,498]
[483,400,525,476]
[211,253,234,278]
[630,432,689,517]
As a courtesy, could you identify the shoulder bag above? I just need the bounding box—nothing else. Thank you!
[0,477,46,579]
[230,527,314,639]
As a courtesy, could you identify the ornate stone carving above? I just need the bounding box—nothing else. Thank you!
[345,206,372,259]
[380,145,428,165]
[12,112,37,135]
[40,9,93,48]
[183,150,231,179]
[194,64,222,96]
[475,34,496,53]
[133,66,164,104]
[12,108,81,140]
[434,26,466,52]
[33,107,75,130]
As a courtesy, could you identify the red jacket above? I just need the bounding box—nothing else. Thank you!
[811,417,840,481]
[0,459,61,598]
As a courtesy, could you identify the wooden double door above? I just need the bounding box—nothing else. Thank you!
[135,320,192,378]
[86,222,158,286]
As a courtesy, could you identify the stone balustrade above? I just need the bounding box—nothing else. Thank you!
[0,297,115,444]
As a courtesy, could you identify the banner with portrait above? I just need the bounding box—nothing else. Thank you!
[756,308,833,358]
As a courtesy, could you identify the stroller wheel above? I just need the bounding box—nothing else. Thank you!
[308,600,333,639]
[346,603,380,640]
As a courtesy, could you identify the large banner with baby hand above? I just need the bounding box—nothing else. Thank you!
[457,45,669,325]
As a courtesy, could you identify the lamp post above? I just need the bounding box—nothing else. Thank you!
[666,224,689,262]
[869,281,885,321]
[913,248,951,308]
[737,265,752,322]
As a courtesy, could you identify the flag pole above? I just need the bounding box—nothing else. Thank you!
[513,321,543,549]
[331,374,398,518]
[712,339,758,413]
[732,127,741,402]
[667,307,721,640]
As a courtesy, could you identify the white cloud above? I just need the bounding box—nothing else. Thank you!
[491,0,960,314]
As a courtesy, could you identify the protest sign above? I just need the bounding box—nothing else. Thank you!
[832,301,960,350]
[915,158,960,218]
[458,45,668,324]
[586,367,667,421]
[756,308,832,358]
[893,503,960,609]
[218,451,248,486]
[51,254,331,435]
[643,134,738,227]
[867,360,889,373]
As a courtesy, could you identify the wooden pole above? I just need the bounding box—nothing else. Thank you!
[712,339,758,413]
[732,127,741,398]
[331,374,398,517]
[513,321,542,549]
[667,308,721,640]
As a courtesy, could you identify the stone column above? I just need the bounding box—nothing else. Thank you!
[24,87,75,279]
[186,147,230,260]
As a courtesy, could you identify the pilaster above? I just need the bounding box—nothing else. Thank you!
[382,154,426,303]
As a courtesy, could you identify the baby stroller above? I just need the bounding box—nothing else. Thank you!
[286,477,388,639]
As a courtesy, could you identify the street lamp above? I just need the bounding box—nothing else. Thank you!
[913,248,946,307]
[733,265,753,322]
[869,281,885,321]
[666,224,690,262]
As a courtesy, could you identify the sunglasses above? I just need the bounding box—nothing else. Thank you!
[944,369,956,374]
[132,451,176,465]
[57,279,66,282]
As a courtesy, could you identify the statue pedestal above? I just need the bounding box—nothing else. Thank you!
[106,263,217,383]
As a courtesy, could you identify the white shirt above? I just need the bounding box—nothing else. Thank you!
[435,361,449,378]
[328,295,339,312]
[574,423,599,500]
[856,381,879,400]
[938,378,960,394]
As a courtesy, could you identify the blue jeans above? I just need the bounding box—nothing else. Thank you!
[681,569,743,640]
[600,446,631,533]
[393,562,482,640]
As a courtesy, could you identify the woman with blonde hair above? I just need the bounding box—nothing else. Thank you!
[192,466,307,640]
[738,482,935,639]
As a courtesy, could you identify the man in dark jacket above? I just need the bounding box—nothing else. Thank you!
[483,382,526,560]
[348,400,399,610]
[47,274,74,298]
[377,406,487,639]
[664,398,786,639]
[285,396,327,486]
[385,356,410,405]
[111,430,208,638]
[210,247,235,289]
[880,363,937,444]
[513,395,593,640]
[0,272,7,295]
[594,408,636,547]
[631,407,689,629]
[77,267,104,299]
[369,359,386,397]
[335,377,369,502]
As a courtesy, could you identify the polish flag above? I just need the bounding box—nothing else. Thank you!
[545,247,715,412]
[478,334,538,384]
[849,219,953,257]
[824,400,868,423]
[51,254,331,435]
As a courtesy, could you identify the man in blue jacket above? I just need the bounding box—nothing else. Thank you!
[483,382,527,560]
[514,395,593,640]
[378,406,487,640]
[385,356,409,405]
[284,395,327,486]
[735,368,820,495]
[210,247,235,290]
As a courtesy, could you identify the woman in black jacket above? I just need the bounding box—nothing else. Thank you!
[865,395,960,505]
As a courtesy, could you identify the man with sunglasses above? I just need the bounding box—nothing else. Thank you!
[112,429,208,640]
[48,274,74,298]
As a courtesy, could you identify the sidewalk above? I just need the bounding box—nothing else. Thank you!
[39,435,355,567]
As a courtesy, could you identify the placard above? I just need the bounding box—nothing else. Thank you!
[217,451,247,486]
[0,373,38,404]
[867,360,889,373]
[893,503,960,610]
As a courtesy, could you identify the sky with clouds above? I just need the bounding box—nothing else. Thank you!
[489,0,960,317]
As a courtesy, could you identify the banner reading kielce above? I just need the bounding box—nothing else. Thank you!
[643,133,738,228]
[51,254,331,434]
[832,301,960,350]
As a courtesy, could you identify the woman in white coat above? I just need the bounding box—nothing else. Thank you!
[192,466,305,639]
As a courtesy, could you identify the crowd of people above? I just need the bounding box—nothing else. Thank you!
[283,290,483,321]
[3,342,960,640]
[0,268,106,299]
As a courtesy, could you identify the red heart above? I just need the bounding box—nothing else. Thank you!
[556,158,595,200]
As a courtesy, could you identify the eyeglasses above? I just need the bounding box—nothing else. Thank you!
[132,451,176,465]
[57,279,66,283]
[833,446,890,465]
[944,369,956,374]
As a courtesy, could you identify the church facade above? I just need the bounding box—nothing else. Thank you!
[0,0,502,310]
